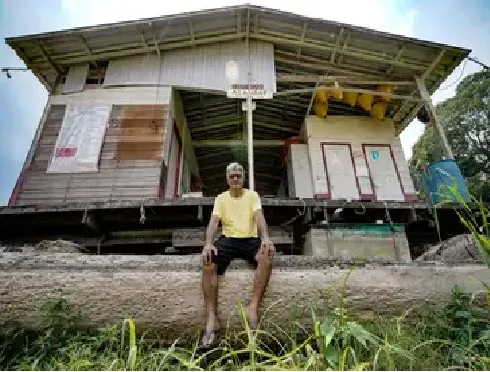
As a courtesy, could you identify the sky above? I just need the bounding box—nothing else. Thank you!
[0,0,489,205]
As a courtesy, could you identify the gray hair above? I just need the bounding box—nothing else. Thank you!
[226,162,244,175]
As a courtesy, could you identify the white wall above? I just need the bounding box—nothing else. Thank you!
[305,115,416,201]
[104,41,276,93]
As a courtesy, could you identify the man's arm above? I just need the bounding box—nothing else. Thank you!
[205,215,220,246]
[254,209,270,241]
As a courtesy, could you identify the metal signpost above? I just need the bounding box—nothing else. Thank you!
[226,83,272,191]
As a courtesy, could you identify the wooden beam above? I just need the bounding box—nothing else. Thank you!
[274,50,390,79]
[296,22,308,57]
[274,86,424,102]
[140,31,151,52]
[37,40,62,74]
[193,140,284,147]
[386,45,405,74]
[150,24,161,57]
[393,48,446,122]
[255,33,427,70]
[330,27,344,63]
[276,74,415,85]
[415,76,453,159]
[51,33,244,65]
[305,82,319,121]
[191,118,242,133]
[79,35,98,68]
[236,10,241,34]
[337,32,350,64]
[188,19,195,44]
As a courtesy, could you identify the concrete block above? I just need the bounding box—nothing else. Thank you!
[304,224,411,262]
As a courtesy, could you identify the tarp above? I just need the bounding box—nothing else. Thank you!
[47,103,111,173]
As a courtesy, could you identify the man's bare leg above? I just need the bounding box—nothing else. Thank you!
[202,263,219,343]
[248,252,272,328]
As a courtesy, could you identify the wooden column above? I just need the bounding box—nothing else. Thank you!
[415,76,454,159]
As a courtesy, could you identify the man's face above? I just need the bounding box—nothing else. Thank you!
[227,171,243,190]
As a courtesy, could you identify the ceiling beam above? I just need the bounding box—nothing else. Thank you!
[188,19,195,44]
[256,33,427,70]
[330,27,344,63]
[37,40,62,74]
[386,45,405,74]
[191,118,242,133]
[140,31,151,53]
[193,140,284,147]
[296,22,308,57]
[275,86,424,102]
[79,35,98,68]
[45,33,244,65]
[276,74,415,85]
[274,51,389,79]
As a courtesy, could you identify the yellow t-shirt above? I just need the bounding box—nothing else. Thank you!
[212,189,262,238]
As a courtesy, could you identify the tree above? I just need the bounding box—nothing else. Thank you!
[410,69,490,201]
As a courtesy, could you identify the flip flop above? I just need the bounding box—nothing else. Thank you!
[200,329,219,349]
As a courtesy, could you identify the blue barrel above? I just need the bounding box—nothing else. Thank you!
[423,159,470,204]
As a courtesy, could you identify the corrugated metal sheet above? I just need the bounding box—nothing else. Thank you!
[305,115,416,201]
[104,41,276,93]
[15,99,169,205]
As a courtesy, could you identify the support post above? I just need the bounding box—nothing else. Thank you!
[415,76,454,159]
[242,99,256,191]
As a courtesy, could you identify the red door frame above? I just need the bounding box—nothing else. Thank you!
[362,143,417,202]
[316,142,366,200]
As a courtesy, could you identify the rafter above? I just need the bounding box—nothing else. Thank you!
[330,27,344,63]
[257,33,427,70]
[79,35,98,68]
[393,48,446,122]
[386,45,405,74]
[188,19,195,44]
[37,40,61,74]
[296,22,308,57]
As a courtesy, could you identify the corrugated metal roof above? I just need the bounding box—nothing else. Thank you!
[5,4,470,132]
[5,4,471,195]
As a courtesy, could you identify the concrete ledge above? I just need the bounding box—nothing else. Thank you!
[0,253,488,344]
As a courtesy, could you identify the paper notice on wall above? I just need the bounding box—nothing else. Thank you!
[47,104,111,173]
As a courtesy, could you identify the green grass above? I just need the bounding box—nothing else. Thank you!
[1,287,488,371]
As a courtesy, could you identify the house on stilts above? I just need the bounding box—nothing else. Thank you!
[1,5,471,258]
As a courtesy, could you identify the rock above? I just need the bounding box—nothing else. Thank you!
[0,240,87,254]
[416,234,485,264]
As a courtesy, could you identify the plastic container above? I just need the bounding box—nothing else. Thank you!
[423,159,470,203]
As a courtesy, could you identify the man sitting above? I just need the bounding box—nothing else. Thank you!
[200,162,275,347]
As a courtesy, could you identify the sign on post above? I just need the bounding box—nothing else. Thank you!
[227,83,273,99]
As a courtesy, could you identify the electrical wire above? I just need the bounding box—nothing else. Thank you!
[438,58,468,91]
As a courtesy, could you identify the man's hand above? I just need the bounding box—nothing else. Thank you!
[257,238,275,260]
[202,244,217,265]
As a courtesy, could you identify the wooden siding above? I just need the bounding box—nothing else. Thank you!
[104,41,276,93]
[170,89,199,178]
[304,115,416,201]
[15,100,170,205]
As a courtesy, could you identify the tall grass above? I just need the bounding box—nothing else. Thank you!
[1,285,489,371]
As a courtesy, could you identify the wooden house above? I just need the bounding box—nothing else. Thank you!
[2,5,470,255]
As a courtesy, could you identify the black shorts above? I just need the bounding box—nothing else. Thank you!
[212,236,261,275]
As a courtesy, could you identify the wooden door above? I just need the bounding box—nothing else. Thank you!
[364,145,404,201]
[322,144,360,200]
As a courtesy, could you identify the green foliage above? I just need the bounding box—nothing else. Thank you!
[410,69,490,201]
[1,284,489,371]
